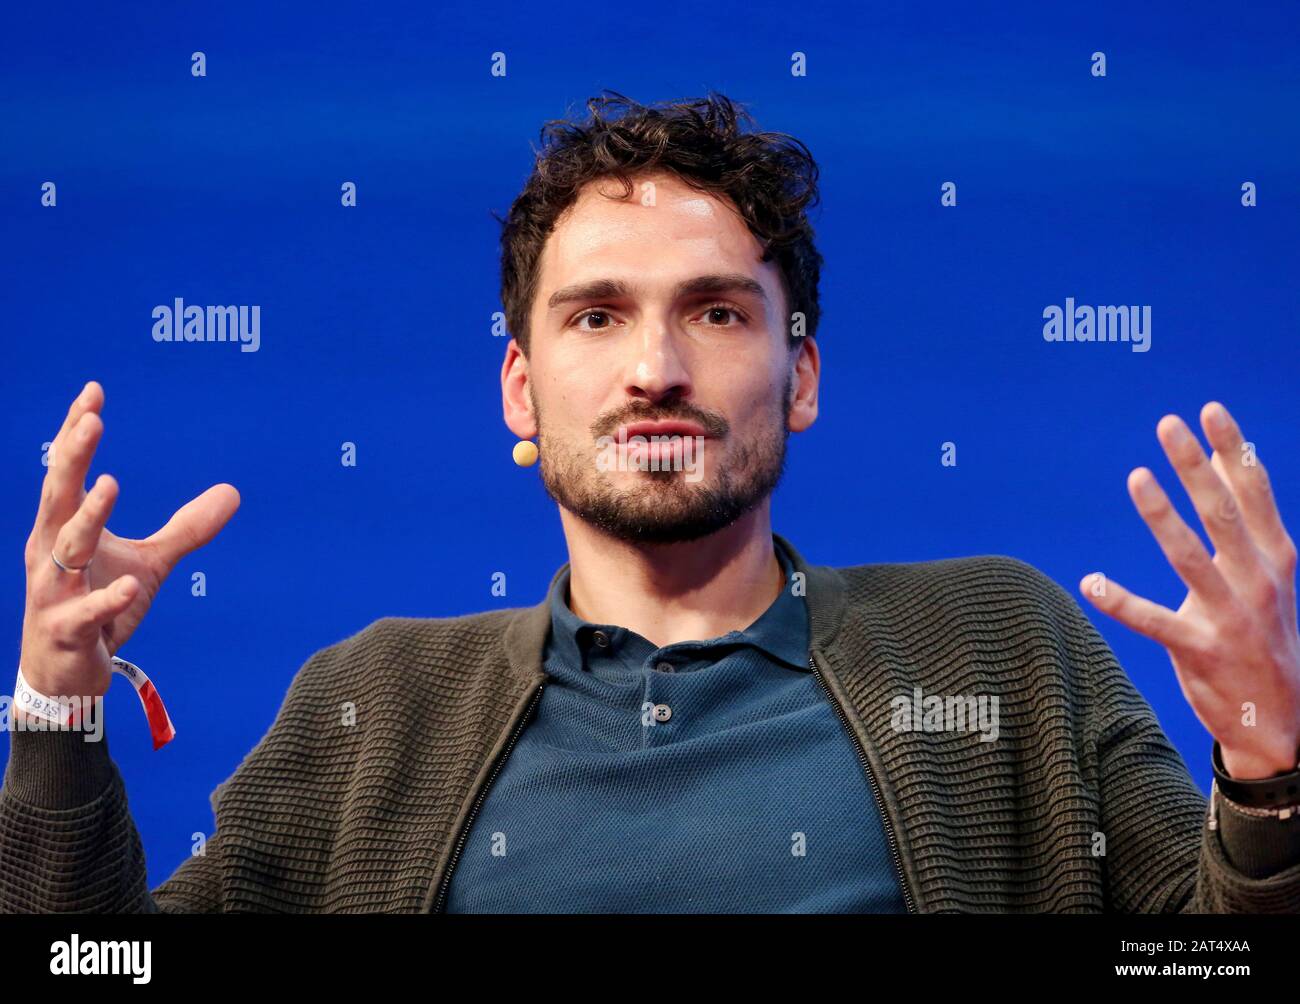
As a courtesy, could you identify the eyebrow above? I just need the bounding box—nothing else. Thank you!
[545,272,769,311]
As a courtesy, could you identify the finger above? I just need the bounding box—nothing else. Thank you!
[1126,467,1234,607]
[35,383,106,542]
[41,381,103,495]
[46,574,139,651]
[44,474,120,591]
[1202,402,1297,564]
[1078,572,1201,652]
[56,378,102,435]
[1156,413,1260,575]
[41,410,102,532]
[144,483,242,571]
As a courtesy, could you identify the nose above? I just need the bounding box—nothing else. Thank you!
[624,321,693,405]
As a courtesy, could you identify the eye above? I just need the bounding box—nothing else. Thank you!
[696,303,747,326]
[571,309,618,332]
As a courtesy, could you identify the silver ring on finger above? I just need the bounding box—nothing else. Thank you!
[51,550,92,574]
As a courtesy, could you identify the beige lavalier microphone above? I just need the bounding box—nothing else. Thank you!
[513,440,538,467]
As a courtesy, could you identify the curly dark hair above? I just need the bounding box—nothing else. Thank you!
[497,90,823,355]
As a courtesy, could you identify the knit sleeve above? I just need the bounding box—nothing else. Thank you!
[0,724,176,912]
[0,627,361,914]
[1031,564,1300,913]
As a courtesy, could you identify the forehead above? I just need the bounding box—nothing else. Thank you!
[535,172,780,296]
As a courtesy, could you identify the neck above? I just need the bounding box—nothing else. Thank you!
[558,502,784,649]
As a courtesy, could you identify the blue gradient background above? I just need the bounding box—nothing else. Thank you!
[2,0,1298,892]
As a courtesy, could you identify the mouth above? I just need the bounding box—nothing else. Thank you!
[617,420,710,441]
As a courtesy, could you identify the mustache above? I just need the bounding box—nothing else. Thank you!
[592,403,729,440]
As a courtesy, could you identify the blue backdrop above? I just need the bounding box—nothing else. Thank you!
[2,0,1298,890]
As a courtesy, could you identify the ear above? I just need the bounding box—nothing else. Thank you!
[501,338,538,439]
[787,336,820,433]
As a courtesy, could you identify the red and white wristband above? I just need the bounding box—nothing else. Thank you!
[13,657,176,750]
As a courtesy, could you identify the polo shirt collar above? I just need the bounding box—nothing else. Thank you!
[504,532,847,687]
[545,536,809,673]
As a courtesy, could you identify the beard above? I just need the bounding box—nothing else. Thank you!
[532,371,793,545]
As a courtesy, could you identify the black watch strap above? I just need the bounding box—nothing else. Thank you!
[1212,741,1300,809]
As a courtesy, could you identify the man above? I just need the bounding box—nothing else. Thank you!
[4,92,1299,913]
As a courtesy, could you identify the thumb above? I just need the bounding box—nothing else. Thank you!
[146,483,241,570]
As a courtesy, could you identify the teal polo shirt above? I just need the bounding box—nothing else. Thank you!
[444,539,908,913]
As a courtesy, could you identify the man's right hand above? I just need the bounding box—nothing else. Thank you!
[18,380,240,702]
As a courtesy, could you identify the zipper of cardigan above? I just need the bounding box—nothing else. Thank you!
[431,680,545,914]
[809,652,916,913]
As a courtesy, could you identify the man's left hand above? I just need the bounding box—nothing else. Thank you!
[1080,401,1300,780]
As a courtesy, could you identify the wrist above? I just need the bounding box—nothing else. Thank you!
[1220,744,1299,780]
[1211,740,1300,815]
[14,663,111,702]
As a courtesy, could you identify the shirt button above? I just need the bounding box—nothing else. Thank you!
[652,703,672,722]
[655,661,675,674]
[591,630,610,648]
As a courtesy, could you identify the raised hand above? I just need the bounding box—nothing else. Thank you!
[19,381,241,701]
[1079,401,1300,780]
